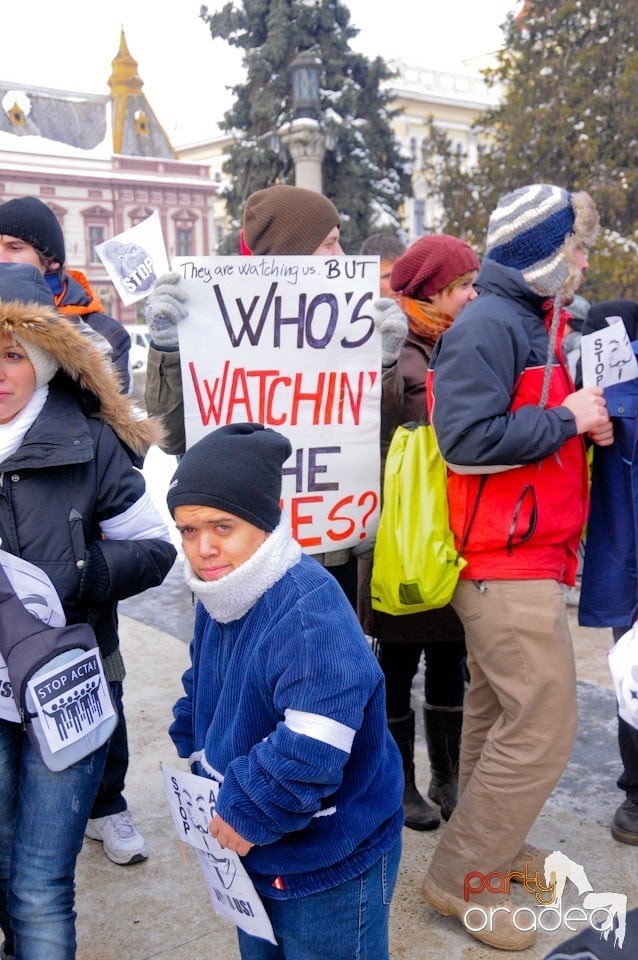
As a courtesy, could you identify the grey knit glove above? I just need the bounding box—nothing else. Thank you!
[372,298,408,367]
[144,272,190,349]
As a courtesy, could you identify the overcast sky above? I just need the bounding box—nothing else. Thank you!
[3,0,519,145]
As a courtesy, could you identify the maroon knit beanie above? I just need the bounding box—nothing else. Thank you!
[243,185,340,255]
[390,234,479,299]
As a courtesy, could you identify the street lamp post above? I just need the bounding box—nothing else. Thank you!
[278,50,327,194]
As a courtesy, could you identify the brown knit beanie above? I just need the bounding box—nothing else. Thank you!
[391,234,479,300]
[243,185,340,255]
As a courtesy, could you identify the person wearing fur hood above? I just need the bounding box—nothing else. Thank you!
[0,263,176,960]
[167,422,403,960]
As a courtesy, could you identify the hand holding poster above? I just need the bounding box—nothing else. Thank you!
[581,315,638,388]
[161,763,276,945]
[95,211,169,306]
[173,254,382,553]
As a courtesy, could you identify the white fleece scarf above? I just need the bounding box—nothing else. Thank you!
[182,517,302,624]
[0,386,49,465]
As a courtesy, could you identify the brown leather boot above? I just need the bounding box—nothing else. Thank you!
[388,711,440,831]
[422,874,536,951]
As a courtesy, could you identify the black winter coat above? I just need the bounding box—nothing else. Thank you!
[0,386,175,657]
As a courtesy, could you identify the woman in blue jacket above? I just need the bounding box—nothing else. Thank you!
[167,422,403,960]
[0,263,176,960]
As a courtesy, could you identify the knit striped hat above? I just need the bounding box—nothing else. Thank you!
[485,184,593,297]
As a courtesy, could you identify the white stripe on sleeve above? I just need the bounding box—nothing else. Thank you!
[99,491,172,542]
[284,708,355,754]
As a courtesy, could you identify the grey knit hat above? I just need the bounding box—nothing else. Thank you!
[485,184,599,298]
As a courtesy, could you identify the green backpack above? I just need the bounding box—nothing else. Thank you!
[371,422,466,615]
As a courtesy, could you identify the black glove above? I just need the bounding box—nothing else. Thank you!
[78,543,111,603]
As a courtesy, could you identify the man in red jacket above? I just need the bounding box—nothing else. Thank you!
[421,184,612,951]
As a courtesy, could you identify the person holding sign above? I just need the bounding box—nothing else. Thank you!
[145,184,363,610]
[0,264,176,960]
[578,299,638,846]
[167,422,403,960]
[421,184,611,951]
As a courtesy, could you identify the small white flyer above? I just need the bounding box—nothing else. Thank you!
[581,316,638,388]
[95,211,169,306]
[161,763,276,944]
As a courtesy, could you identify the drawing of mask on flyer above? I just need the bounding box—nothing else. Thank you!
[103,240,155,294]
[95,210,169,306]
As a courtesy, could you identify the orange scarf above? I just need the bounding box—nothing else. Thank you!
[54,269,104,317]
[399,295,454,346]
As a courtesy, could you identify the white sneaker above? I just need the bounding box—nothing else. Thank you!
[85,810,149,865]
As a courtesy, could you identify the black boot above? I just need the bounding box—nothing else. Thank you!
[388,711,440,831]
[611,798,638,845]
[424,705,462,822]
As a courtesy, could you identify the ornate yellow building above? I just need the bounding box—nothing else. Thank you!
[0,35,499,319]
[0,30,218,324]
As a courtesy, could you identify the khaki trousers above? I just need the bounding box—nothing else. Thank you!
[426,579,577,899]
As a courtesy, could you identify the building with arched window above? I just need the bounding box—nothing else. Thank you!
[0,30,219,325]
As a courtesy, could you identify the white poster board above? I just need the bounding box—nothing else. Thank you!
[581,316,638,388]
[174,255,382,553]
[161,763,276,944]
[95,211,169,306]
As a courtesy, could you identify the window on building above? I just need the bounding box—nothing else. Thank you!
[176,227,193,257]
[88,225,106,263]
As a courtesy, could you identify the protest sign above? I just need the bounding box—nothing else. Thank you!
[173,254,382,553]
[161,763,276,944]
[581,315,638,388]
[96,211,169,306]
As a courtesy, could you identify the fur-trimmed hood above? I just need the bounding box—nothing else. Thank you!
[0,269,163,458]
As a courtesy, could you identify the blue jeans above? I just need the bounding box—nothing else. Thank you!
[0,719,107,960]
[236,840,401,960]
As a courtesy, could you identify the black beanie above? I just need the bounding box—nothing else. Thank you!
[243,185,340,255]
[166,423,292,532]
[0,197,65,266]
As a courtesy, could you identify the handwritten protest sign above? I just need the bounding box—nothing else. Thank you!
[96,211,169,306]
[161,763,276,944]
[173,255,382,553]
[581,315,638,388]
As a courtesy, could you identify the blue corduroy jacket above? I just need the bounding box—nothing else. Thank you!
[170,552,404,900]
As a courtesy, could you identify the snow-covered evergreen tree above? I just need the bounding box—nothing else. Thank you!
[427,0,638,299]
[200,0,411,252]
